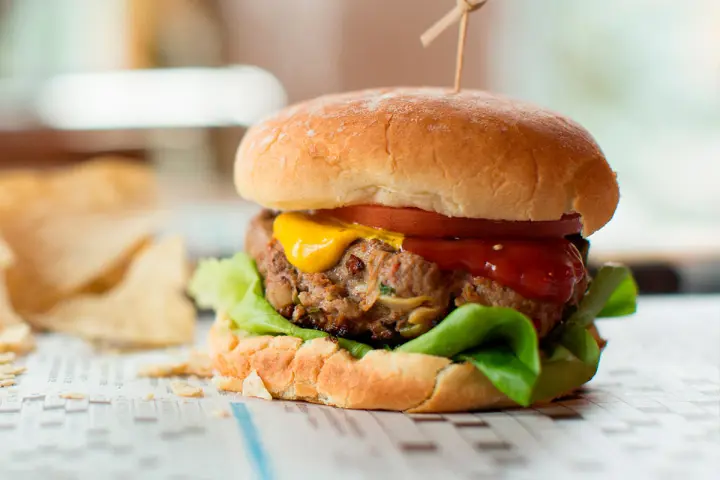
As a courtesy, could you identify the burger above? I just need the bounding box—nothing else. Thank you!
[189,88,637,413]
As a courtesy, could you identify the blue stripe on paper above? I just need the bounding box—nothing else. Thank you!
[230,402,274,480]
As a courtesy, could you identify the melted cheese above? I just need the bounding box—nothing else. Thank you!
[273,212,404,273]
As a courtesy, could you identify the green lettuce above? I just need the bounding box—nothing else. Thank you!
[398,304,541,405]
[459,348,539,406]
[188,253,636,408]
[189,254,373,357]
[189,255,260,312]
[528,265,635,401]
[531,327,600,402]
[598,271,638,318]
[565,264,636,330]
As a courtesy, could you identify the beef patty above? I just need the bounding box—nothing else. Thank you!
[246,210,589,345]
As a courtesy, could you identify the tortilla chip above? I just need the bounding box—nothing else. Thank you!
[0,237,23,327]
[31,237,194,348]
[5,213,155,316]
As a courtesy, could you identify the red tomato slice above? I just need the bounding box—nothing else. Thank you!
[318,205,583,239]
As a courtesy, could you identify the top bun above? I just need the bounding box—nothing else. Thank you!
[235,88,618,236]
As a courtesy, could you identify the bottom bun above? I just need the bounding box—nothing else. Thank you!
[209,314,584,413]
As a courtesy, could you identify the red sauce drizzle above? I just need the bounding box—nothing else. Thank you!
[402,238,586,304]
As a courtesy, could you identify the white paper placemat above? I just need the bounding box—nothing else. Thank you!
[1,296,718,480]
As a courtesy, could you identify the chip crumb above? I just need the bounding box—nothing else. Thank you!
[0,364,26,375]
[0,352,15,364]
[59,392,86,400]
[144,393,155,400]
[137,363,177,378]
[213,375,244,392]
[0,324,35,355]
[492,244,503,251]
[0,378,16,387]
[138,350,213,378]
[211,409,230,418]
[169,380,204,398]
[242,370,272,401]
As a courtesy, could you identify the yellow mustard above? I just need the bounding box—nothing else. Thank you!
[273,212,404,273]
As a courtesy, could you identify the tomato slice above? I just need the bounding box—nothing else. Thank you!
[403,237,586,303]
[318,205,583,239]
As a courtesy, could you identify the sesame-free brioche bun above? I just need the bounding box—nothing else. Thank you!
[209,314,593,413]
[235,88,619,236]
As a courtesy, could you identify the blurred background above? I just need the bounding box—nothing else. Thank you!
[0,0,718,293]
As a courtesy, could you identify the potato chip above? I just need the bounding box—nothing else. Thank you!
[5,212,156,317]
[31,237,194,348]
[0,379,15,388]
[0,324,35,355]
[0,157,155,220]
[0,158,158,317]
[0,236,24,327]
[137,350,213,378]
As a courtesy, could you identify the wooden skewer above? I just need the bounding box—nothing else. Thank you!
[420,0,491,92]
[454,10,471,93]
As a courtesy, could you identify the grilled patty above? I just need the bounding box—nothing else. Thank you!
[247,210,588,345]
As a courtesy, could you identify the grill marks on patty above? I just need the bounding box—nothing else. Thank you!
[247,210,587,345]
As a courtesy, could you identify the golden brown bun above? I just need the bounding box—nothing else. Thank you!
[235,88,618,236]
[209,314,587,413]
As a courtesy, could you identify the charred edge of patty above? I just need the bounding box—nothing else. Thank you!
[246,210,590,347]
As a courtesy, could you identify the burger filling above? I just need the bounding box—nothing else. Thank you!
[189,206,636,406]
[246,208,590,346]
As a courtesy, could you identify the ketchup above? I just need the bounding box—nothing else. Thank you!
[403,238,586,304]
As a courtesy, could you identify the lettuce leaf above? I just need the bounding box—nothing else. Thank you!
[458,347,539,406]
[598,271,638,317]
[396,304,537,359]
[188,254,261,312]
[560,325,601,366]
[397,304,541,405]
[563,264,636,331]
[531,327,600,402]
[189,254,373,358]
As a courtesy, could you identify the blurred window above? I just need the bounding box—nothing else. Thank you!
[490,0,720,256]
[0,0,128,78]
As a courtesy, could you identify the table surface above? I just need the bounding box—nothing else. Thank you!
[1,295,718,480]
